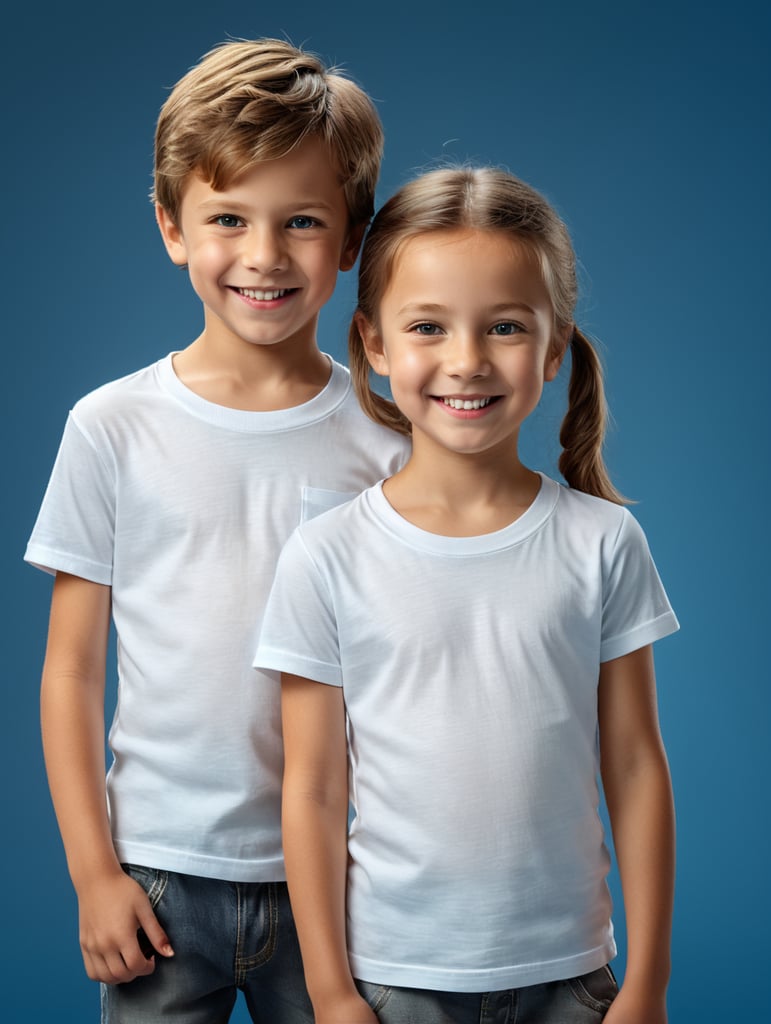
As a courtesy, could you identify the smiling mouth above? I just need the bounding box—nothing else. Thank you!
[236,287,295,300]
[440,396,499,410]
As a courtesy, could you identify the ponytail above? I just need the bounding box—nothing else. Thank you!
[558,328,628,504]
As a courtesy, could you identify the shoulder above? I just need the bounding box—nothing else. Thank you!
[544,480,658,568]
[551,480,631,537]
[283,488,381,580]
[297,487,373,547]
[70,358,167,427]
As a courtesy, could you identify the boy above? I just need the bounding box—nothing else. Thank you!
[25,38,408,1023]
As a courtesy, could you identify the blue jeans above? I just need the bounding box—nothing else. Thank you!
[356,966,618,1023]
[101,865,313,1023]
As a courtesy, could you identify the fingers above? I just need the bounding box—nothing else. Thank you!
[82,930,157,984]
[136,908,175,960]
[80,909,171,984]
[76,871,175,983]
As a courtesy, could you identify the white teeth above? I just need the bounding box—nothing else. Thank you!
[442,397,493,410]
[238,287,289,300]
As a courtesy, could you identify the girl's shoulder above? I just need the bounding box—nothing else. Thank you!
[549,476,627,519]
[550,478,640,547]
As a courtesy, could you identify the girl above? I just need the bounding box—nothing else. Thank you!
[255,167,678,1024]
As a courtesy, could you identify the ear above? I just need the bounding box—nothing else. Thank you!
[155,204,188,267]
[339,221,368,272]
[544,324,571,382]
[355,311,389,376]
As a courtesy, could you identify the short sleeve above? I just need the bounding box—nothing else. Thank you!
[254,529,343,686]
[600,510,679,662]
[24,412,115,583]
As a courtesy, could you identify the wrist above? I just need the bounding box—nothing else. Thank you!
[311,988,371,1023]
[619,962,670,999]
[69,849,123,891]
[308,976,362,1011]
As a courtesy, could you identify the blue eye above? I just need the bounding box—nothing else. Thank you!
[288,215,318,229]
[492,322,524,335]
[413,322,441,335]
[214,214,242,228]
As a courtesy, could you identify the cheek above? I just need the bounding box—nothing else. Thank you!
[185,239,231,280]
[386,346,432,385]
[310,248,342,295]
[517,349,552,385]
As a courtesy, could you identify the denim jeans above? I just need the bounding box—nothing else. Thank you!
[356,965,618,1023]
[101,865,313,1024]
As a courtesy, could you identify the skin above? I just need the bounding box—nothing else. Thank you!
[40,135,365,984]
[156,133,364,410]
[358,229,565,537]
[282,229,675,1022]
[41,572,173,982]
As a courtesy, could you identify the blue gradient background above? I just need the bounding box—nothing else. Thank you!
[3,1,768,1020]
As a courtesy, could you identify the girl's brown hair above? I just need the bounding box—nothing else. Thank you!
[348,166,625,504]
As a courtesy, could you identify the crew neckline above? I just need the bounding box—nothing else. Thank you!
[156,352,350,433]
[364,473,560,556]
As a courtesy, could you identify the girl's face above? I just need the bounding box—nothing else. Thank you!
[360,228,564,461]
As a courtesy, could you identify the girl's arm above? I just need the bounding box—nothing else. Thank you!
[281,673,377,1024]
[598,644,675,1024]
[40,572,173,983]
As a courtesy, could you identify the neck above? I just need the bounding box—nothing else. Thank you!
[383,436,541,537]
[172,323,329,411]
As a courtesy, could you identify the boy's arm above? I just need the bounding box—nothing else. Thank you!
[281,673,377,1024]
[598,645,675,1024]
[40,572,173,983]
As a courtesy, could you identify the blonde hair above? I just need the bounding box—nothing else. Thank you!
[349,166,626,504]
[153,38,383,226]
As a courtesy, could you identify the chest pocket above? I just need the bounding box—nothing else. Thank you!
[300,486,358,523]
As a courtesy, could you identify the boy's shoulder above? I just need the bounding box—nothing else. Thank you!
[68,354,409,459]
[70,356,168,423]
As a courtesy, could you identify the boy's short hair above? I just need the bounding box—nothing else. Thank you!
[153,38,384,227]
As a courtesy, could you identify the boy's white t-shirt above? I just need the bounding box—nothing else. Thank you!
[255,476,679,991]
[25,354,409,882]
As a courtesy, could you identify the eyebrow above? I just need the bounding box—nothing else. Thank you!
[195,197,337,213]
[396,301,539,316]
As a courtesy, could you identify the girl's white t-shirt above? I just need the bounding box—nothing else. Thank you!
[255,476,679,990]
[25,355,408,881]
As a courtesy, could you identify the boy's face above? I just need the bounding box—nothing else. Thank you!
[156,135,363,355]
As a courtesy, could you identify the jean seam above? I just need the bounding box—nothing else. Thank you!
[145,869,168,909]
[236,881,279,981]
[565,974,612,1012]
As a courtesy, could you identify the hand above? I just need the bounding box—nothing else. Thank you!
[76,867,174,984]
[603,982,667,1024]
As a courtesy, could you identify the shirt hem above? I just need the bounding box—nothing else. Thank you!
[113,840,286,883]
[600,610,680,663]
[349,940,617,992]
[254,649,342,687]
[24,543,112,585]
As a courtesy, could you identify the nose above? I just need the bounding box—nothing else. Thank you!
[446,333,491,380]
[242,225,287,274]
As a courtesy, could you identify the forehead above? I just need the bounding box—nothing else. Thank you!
[181,134,347,211]
[386,228,552,306]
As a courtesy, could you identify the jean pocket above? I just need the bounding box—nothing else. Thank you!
[355,979,392,1014]
[121,863,169,910]
[566,965,619,1012]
